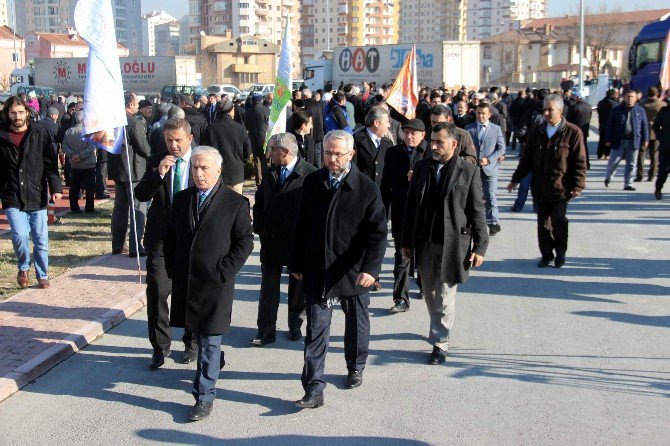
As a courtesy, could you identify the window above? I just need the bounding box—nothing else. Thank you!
[635,41,663,69]
[483,46,492,59]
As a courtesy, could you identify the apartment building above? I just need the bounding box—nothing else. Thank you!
[142,11,176,56]
[154,21,181,57]
[467,0,546,40]
[399,0,467,43]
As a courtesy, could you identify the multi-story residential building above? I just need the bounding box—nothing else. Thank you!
[399,0,467,43]
[301,0,399,67]
[0,0,9,27]
[188,0,301,79]
[12,0,141,55]
[179,15,190,55]
[0,25,24,84]
[467,0,546,40]
[154,21,180,57]
[24,30,129,60]
[141,10,176,56]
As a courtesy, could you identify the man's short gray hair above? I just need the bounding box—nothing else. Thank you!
[269,132,298,156]
[191,146,223,168]
[365,105,390,128]
[168,106,186,119]
[323,129,354,150]
[302,88,312,98]
[47,107,59,117]
[74,110,84,124]
[544,94,564,111]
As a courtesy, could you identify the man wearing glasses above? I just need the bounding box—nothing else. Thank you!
[290,130,387,409]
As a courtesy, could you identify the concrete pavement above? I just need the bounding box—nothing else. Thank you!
[0,150,668,445]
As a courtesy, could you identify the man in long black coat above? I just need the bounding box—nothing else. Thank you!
[251,133,317,347]
[597,89,619,159]
[290,130,387,409]
[302,89,324,167]
[244,94,270,186]
[164,146,253,421]
[567,94,593,169]
[134,118,197,370]
[353,105,393,186]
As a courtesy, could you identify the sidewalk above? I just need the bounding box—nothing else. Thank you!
[0,254,146,402]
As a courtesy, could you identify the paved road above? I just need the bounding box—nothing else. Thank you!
[0,149,668,445]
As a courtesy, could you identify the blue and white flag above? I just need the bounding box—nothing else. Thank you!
[74,0,126,154]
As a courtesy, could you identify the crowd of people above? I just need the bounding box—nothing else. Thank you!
[1,78,669,421]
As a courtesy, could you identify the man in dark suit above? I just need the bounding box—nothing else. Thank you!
[429,105,477,165]
[109,92,151,256]
[289,109,317,166]
[134,118,198,370]
[466,103,506,235]
[401,122,489,365]
[353,105,393,186]
[453,101,474,129]
[302,89,324,167]
[203,98,252,194]
[177,95,208,145]
[251,133,317,346]
[244,94,270,186]
[381,119,431,313]
[164,145,254,421]
[566,93,592,169]
[205,94,219,125]
[290,130,387,409]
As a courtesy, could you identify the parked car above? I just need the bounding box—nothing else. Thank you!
[16,85,56,99]
[161,85,205,102]
[207,84,242,99]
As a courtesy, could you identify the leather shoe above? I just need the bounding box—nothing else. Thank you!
[429,346,447,365]
[554,255,566,268]
[288,330,302,341]
[189,401,213,421]
[654,189,662,200]
[624,186,636,191]
[389,300,409,313]
[537,257,553,268]
[413,291,424,300]
[112,247,129,255]
[181,347,197,364]
[128,251,147,258]
[295,393,324,409]
[488,224,501,235]
[17,270,29,289]
[346,370,363,389]
[95,194,111,199]
[149,350,170,370]
[604,178,610,188]
[37,278,50,289]
[250,335,276,347]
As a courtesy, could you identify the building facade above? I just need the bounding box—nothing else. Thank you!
[141,11,176,56]
[0,25,24,88]
[399,0,467,43]
[11,0,141,55]
[467,0,546,40]
[154,21,180,57]
[301,0,399,67]
[24,30,129,60]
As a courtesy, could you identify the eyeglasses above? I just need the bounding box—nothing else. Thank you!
[323,150,351,159]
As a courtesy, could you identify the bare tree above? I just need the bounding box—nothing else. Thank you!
[488,32,522,85]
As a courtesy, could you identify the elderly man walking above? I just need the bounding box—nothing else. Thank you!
[62,111,97,214]
[507,94,587,268]
[290,130,387,409]
[164,146,253,421]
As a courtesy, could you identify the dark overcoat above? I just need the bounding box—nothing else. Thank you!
[353,129,393,186]
[401,156,489,285]
[164,184,254,334]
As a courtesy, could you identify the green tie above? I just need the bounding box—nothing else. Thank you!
[172,158,183,198]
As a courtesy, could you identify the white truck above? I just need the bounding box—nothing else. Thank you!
[10,56,198,96]
[303,42,481,91]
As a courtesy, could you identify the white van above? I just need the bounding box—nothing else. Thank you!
[207,84,242,98]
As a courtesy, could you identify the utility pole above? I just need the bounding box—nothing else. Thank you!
[578,0,584,94]
[326,0,330,51]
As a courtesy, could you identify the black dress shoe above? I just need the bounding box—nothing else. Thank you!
[295,393,324,409]
[346,370,363,389]
[181,347,197,364]
[413,291,424,300]
[250,335,276,347]
[112,247,128,255]
[128,251,147,258]
[288,330,302,341]
[624,186,636,191]
[149,350,170,370]
[389,300,409,313]
[537,257,553,268]
[189,401,213,421]
[554,255,566,268]
[429,346,447,365]
[604,178,610,188]
[95,194,111,199]
[488,223,501,235]
[633,177,642,182]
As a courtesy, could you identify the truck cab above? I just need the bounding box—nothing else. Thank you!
[628,13,670,94]
[303,59,332,92]
[9,67,36,95]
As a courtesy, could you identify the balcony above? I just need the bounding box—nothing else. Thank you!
[231,63,263,73]
[256,7,268,16]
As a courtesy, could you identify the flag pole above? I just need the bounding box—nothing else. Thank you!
[123,127,142,283]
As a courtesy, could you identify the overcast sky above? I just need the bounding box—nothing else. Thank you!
[140,0,670,21]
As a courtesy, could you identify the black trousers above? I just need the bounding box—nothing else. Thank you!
[69,168,95,212]
[536,200,569,260]
[302,293,370,396]
[656,149,670,191]
[257,263,305,338]
[598,136,611,159]
[392,239,410,304]
[146,241,195,355]
[95,161,108,196]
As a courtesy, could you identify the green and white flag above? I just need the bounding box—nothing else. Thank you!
[264,17,292,152]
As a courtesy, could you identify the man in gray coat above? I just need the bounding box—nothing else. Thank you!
[62,111,96,213]
[401,122,489,365]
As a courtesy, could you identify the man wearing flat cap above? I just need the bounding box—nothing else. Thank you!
[203,97,252,194]
[380,118,432,313]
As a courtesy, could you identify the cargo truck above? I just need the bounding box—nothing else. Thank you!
[10,56,198,96]
[303,42,481,92]
[628,13,670,95]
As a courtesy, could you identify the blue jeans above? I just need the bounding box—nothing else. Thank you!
[192,334,223,403]
[606,140,639,188]
[5,208,49,279]
[513,172,536,212]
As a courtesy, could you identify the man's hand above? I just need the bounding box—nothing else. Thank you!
[479,157,490,166]
[643,142,649,149]
[158,155,176,176]
[356,272,375,288]
[292,272,303,281]
[401,247,411,258]
[407,170,414,182]
[52,193,62,201]
[469,252,484,268]
[506,182,518,193]
[571,190,582,198]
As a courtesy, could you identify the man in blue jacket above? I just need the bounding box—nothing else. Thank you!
[604,90,649,190]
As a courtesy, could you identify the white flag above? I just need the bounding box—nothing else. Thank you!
[74,0,127,154]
